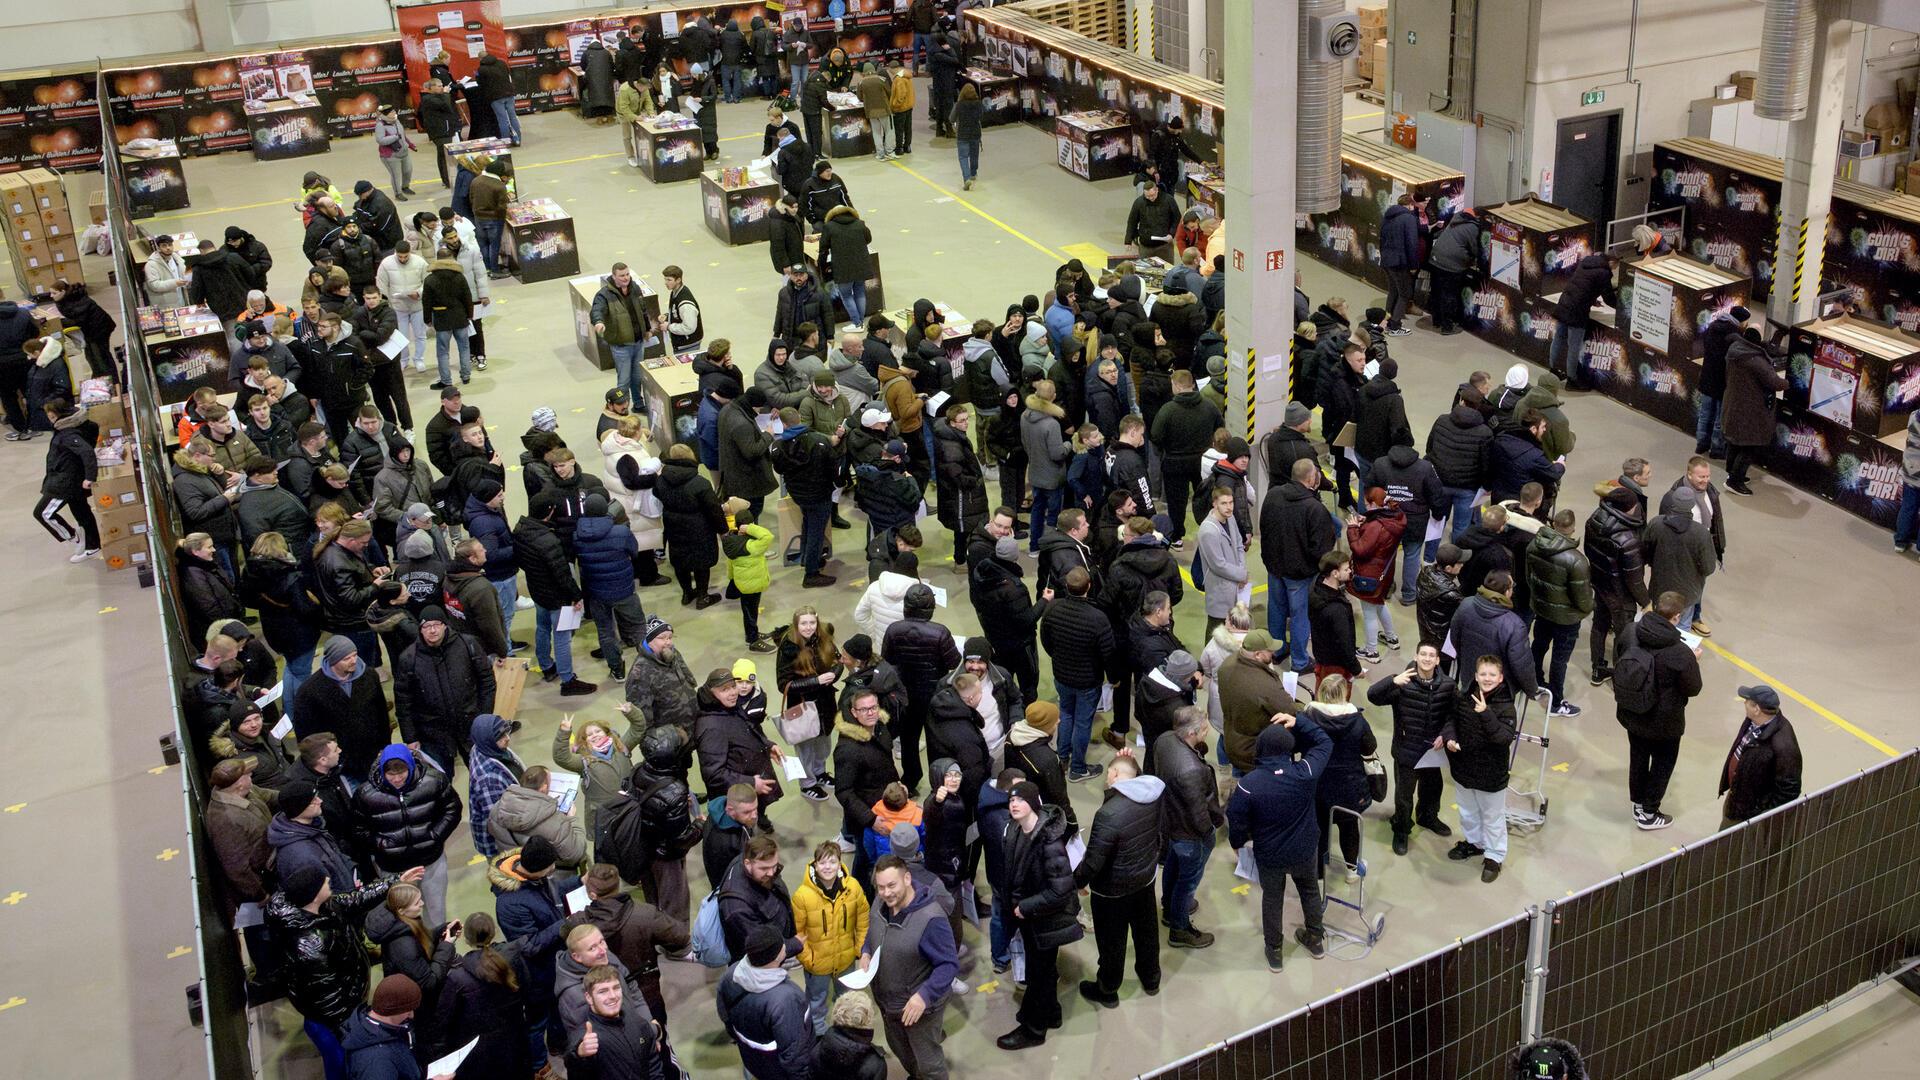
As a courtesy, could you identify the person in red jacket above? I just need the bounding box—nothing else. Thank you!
[1346,487,1407,664]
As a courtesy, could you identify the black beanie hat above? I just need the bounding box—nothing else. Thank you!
[746,925,785,966]
[283,865,326,907]
[519,836,558,874]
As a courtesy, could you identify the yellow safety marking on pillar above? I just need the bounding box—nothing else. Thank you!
[156,848,179,861]
[1230,883,1251,896]
[167,945,193,959]
[1,892,25,906]
[1791,217,1809,304]
[98,606,118,615]
[1244,347,1256,440]
[2,804,23,814]
[0,997,24,1011]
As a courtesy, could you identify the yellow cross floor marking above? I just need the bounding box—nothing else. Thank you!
[974,980,999,994]
[156,848,179,861]
[1230,883,1251,896]
[3,804,24,813]
[168,945,193,959]
[0,997,24,1011]
[1550,762,1570,773]
[1,892,25,905]
[98,606,118,614]
[469,854,488,866]
[148,765,172,775]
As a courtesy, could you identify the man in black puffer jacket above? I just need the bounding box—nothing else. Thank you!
[1258,459,1338,673]
[1353,358,1413,469]
[349,744,462,920]
[968,543,1047,701]
[881,584,961,793]
[393,606,496,772]
[1616,594,1703,830]
[1260,402,1318,492]
[1038,567,1116,782]
[1073,754,1165,1006]
[598,724,703,921]
[1424,397,1495,542]
[1368,443,1447,605]
[1148,706,1222,946]
[1315,341,1367,509]
[265,869,402,1033]
[1583,486,1649,681]
[1367,647,1459,854]
[314,521,383,638]
[512,494,593,695]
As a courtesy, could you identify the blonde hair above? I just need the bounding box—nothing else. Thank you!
[250,532,291,561]
[1317,674,1351,703]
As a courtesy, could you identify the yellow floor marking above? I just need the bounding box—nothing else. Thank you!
[469,854,488,866]
[156,848,179,861]
[167,945,193,959]
[886,160,1064,262]
[1230,883,1251,896]
[1703,641,1896,757]
[1,892,25,905]
[0,997,24,1011]
[147,765,172,775]
[2,804,23,813]
[1060,242,1110,266]
[143,197,293,224]
[98,606,119,614]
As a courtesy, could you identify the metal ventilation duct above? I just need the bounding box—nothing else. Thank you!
[1756,0,1818,120]
[1298,0,1344,213]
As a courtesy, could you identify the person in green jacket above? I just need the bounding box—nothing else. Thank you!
[722,499,777,652]
[615,78,658,168]
[1524,508,1593,719]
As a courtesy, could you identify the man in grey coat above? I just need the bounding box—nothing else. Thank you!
[1641,487,1717,632]
[1021,383,1072,552]
[1195,486,1247,638]
[716,387,778,518]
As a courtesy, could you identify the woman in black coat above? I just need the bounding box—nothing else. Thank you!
[997,786,1081,1049]
[176,533,243,647]
[237,531,323,693]
[933,411,988,550]
[433,914,533,1076]
[1304,677,1378,875]
[49,280,119,377]
[366,883,457,1058]
[656,445,727,607]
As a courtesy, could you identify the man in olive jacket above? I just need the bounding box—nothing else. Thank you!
[1218,630,1298,775]
[1524,509,1593,718]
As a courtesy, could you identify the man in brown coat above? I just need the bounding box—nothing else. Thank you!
[204,757,273,922]
[1218,629,1298,776]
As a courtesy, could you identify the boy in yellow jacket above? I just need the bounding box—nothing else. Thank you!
[888,61,915,157]
[722,497,776,651]
[791,841,870,1034]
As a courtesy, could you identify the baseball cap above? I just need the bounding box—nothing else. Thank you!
[1737,685,1781,712]
[605,388,630,404]
[1241,629,1277,653]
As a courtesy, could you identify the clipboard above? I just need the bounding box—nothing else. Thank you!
[1330,422,1357,448]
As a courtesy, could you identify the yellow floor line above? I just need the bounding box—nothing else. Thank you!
[1703,641,1897,758]
[886,160,1065,262]
[144,197,294,224]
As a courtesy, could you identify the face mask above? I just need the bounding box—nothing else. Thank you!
[994,535,1018,561]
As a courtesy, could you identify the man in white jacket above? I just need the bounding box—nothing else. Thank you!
[144,234,189,309]
[375,242,431,372]
[854,549,922,640]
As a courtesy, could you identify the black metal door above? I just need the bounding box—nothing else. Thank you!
[1553,112,1620,227]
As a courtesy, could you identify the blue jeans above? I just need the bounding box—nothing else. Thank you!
[1054,681,1102,771]
[304,1018,346,1080]
[1398,529,1427,604]
[1028,486,1065,550]
[790,62,810,99]
[1443,485,1478,541]
[1694,393,1728,456]
[1685,579,1705,628]
[476,219,504,273]
[1898,485,1920,548]
[535,605,576,681]
[435,325,471,384]
[835,280,868,325]
[1160,836,1213,932]
[491,98,522,143]
[1265,574,1315,672]
[1549,322,1586,376]
[913,32,933,69]
[958,138,981,182]
[491,578,519,652]
[282,642,315,723]
[1531,618,1580,705]
[804,969,845,1035]
[798,500,831,574]
[610,342,645,412]
[720,64,744,103]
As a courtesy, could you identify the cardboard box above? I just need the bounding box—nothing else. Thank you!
[1864,101,1909,151]
[0,174,32,217]
[24,168,63,207]
[9,216,41,244]
[87,190,106,226]
[95,502,150,545]
[100,534,151,571]
[47,234,80,271]
[1372,39,1388,78]
[91,462,140,510]
[40,204,73,238]
[12,237,51,269]
[86,397,129,439]
[1358,5,1387,28]
[1730,71,1758,99]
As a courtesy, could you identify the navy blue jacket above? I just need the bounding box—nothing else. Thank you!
[1483,428,1565,503]
[1379,205,1422,270]
[716,961,817,1080]
[340,1007,422,1079]
[1226,715,1331,869]
[463,495,518,583]
[574,514,639,601]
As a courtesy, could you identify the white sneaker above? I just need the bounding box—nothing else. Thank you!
[515,596,535,610]
[401,429,415,442]
[627,156,641,167]
[949,977,969,995]
[70,547,99,562]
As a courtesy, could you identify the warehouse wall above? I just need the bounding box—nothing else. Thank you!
[9,0,203,69]
[225,0,393,45]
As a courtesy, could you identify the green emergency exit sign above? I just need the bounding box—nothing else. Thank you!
[1582,90,1606,106]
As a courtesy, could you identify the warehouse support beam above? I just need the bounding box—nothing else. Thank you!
[1769,10,1851,325]
[1224,0,1297,457]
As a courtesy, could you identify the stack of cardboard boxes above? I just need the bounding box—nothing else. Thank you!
[1356,5,1388,93]
[1,169,83,296]
[85,392,153,572]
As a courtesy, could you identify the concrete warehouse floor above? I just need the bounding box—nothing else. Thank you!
[1,86,1914,1080]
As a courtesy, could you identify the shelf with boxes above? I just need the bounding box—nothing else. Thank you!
[1,168,84,296]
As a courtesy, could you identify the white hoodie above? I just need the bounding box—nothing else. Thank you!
[600,429,664,546]
[854,570,918,639]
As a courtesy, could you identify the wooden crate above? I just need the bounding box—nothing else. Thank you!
[1018,0,1126,49]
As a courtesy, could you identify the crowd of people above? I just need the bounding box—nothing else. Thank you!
[42,9,1852,1080]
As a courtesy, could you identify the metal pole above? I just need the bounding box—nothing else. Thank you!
[1521,904,1550,1041]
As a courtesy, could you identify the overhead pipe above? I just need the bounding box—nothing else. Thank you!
[1297,0,1343,213]
[1756,0,1819,120]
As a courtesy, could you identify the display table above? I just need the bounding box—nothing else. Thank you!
[640,352,704,451]
[504,199,580,284]
[1785,315,1920,438]
[1055,110,1133,181]
[246,95,330,161]
[701,169,780,246]
[120,140,189,215]
[139,305,229,405]
[884,301,971,389]
[1483,196,1596,298]
[1620,252,1750,362]
[803,237,885,322]
[1186,164,1225,218]
[636,115,704,184]
[568,273,664,371]
[961,68,1022,126]
[442,136,514,180]
[825,93,874,159]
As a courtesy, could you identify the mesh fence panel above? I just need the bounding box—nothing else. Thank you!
[1146,913,1531,1080]
[1542,751,1920,1080]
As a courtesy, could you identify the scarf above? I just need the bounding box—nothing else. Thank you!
[730,958,791,993]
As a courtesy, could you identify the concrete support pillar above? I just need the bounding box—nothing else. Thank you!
[1769,9,1850,324]
[1126,0,1157,58]
[1188,0,1212,78]
[192,0,236,52]
[1224,0,1297,450]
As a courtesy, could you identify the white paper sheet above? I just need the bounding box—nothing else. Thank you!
[1416,745,1447,769]
[269,715,294,740]
[839,948,879,989]
[556,604,585,632]
[257,680,285,708]
[1066,833,1088,869]
[429,1037,479,1077]
[1441,631,1456,658]
[547,770,581,813]
[929,584,949,608]
[781,755,808,781]
[1235,581,1253,608]
[925,390,951,415]
[471,300,493,321]
[1233,843,1258,881]
[377,328,410,359]
[1424,515,1445,543]
[1282,670,1300,699]
[566,885,589,914]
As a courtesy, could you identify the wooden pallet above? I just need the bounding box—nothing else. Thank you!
[1013,0,1127,49]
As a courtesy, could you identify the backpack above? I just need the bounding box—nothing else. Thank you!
[1612,629,1658,714]
[430,474,466,526]
[689,881,732,968]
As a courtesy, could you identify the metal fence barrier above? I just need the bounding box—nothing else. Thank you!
[1143,750,1920,1080]
[98,70,258,1080]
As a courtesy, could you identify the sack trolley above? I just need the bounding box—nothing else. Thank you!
[1506,689,1554,831]
[1320,804,1387,959]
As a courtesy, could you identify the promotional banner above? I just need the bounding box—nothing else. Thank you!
[0,70,104,171]
[396,0,507,106]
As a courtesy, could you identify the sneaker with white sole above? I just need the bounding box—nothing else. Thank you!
[1357,647,1382,664]
[1634,809,1673,831]
[1381,634,1401,651]
[70,547,100,562]
[949,977,969,995]
[515,596,535,610]
[1550,701,1582,717]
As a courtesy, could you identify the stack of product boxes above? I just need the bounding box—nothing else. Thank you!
[0,170,83,296]
[86,387,152,572]
[1356,6,1388,93]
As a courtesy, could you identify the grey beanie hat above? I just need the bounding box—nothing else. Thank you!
[400,531,435,558]
[888,822,922,859]
[1162,649,1199,681]
[1285,401,1313,427]
[323,637,358,666]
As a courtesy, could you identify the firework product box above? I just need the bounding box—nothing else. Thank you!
[826,97,876,160]
[569,273,664,372]
[503,198,578,284]
[637,114,704,183]
[1619,252,1751,366]
[1823,180,1920,331]
[961,67,1023,127]
[1782,314,1920,440]
[141,304,230,404]
[1648,139,1780,301]
[1766,399,1908,529]
[245,95,331,161]
[803,234,885,319]
[1186,163,1225,218]
[702,170,779,246]
[1,168,84,292]
[1055,110,1133,181]
[1482,196,1596,298]
[640,350,702,454]
[117,139,189,215]
[1298,133,1465,290]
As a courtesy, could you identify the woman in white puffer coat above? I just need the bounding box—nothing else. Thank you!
[600,416,668,582]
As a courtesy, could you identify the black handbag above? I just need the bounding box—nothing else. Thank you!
[1363,754,1389,803]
